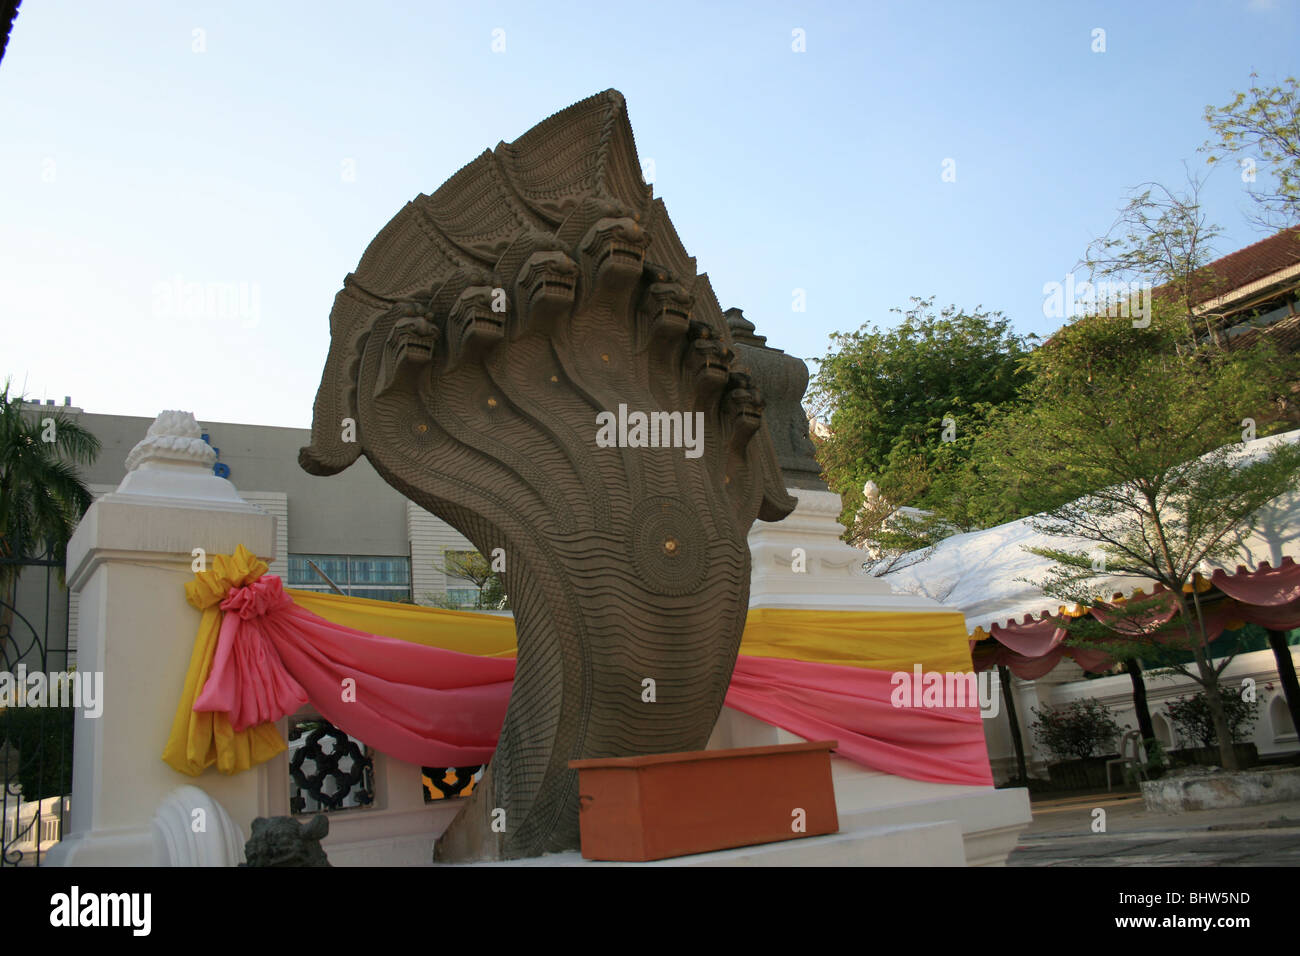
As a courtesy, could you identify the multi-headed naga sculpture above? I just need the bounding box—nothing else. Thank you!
[300,90,795,860]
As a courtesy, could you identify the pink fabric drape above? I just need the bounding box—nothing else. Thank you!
[979,616,1114,678]
[194,575,515,766]
[981,617,1074,678]
[1092,589,1241,648]
[978,565,1297,677]
[195,576,309,729]
[1090,592,1180,638]
[1211,557,1300,607]
[1210,558,1300,631]
[975,644,1113,680]
[986,648,1064,680]
[192,575,994,785]
[989,615,1067,658]
[1236,598,1300,631]
[725,655,993,785]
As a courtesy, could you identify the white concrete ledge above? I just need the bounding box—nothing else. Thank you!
[440,820,967,867]
[708,707,1032,865]
[1141,767,1300,813]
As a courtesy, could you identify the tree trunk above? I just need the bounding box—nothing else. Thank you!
[998,665,1028,785]
[1191,641,1240,770]
[1180,594,1240,770]
[1267,629,1300,743]
[1125,657,1155,743]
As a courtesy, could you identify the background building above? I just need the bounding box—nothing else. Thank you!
[1186,225,1300,351]
[11,404,489,667]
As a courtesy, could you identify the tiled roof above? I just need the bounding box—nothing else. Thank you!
[1045,228,1300,347]
[1163,226,1300,308]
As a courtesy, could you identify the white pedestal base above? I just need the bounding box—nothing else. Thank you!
[708,707,1030,866]
[732,487,1033,865]
[436,819,965,867]
[45,826,157,867]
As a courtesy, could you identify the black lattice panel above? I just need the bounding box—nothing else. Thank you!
[289,721,374,813]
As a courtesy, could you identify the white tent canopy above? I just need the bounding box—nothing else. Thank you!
[874,430,1300,635]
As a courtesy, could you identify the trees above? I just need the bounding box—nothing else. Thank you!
[1079,171,1226,349]
[1203,74,1300,229]
[1029,698,1122,763]
[0,382,101,646]
[428,550,508,610]
[1166,688,1258,751]
[959,306,1300,770]
[808,297,1035,557]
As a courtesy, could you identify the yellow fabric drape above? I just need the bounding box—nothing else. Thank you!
[286,589,517,658]
[294,594,971,673]
[164,545,977,777]
[739,607,972,674]
[161,546,288,776]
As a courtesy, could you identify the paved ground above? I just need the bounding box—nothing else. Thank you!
[1008,790,1300,866]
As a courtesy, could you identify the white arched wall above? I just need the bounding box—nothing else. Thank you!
[1041,649,1300,762]
[1269,695,1297,742]
[1151,712,1175,749]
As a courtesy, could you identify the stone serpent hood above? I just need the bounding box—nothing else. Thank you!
[301,89,795,860]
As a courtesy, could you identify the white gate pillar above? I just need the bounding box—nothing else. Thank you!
[47,411,276,866]
[707,487,1033,865]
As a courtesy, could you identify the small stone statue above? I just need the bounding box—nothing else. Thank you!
[240,814,331,867]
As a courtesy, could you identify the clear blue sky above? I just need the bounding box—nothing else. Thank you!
[3,0,1296,427]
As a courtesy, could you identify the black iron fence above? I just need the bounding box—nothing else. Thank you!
[1,553,73,866]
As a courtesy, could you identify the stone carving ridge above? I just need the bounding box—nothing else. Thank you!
[725,309,827,491]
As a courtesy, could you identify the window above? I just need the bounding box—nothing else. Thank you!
[287,554,411,602]
[445,587,483,609]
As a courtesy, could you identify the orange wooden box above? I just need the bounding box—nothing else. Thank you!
[568,740,839,861]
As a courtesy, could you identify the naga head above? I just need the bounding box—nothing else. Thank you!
[375,300,440,398]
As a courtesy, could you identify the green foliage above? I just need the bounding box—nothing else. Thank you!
[0,704,74,801]
[809,297,1035,554]
[948,250,1299,773]
[952,304,1300,571]
[1141,737,1170,775]
[431,550,509,610]
[1079,173,1225,331]
[1203,74,1300,228]
[953,302,1299,771]
[1030,698,1122,762]
[480,571,508,609]
[0,381,101,617]
[1113,622,1270,673]
[1165,687,1259,748]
